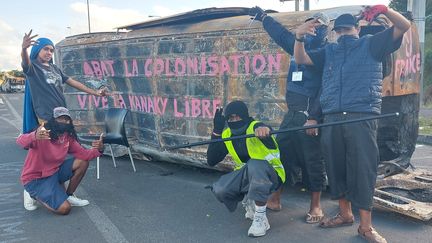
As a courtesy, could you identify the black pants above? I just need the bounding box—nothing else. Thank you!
[276,111,326,192]
[321,113,379,211]
[211,159,281,212]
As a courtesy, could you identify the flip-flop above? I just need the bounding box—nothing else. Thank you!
[305,213,324,224]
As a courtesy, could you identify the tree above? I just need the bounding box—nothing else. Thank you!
[8,70,25,78]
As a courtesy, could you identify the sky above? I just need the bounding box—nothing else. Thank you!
[0,0,390,71]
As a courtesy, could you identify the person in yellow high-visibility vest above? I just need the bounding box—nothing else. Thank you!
[207,100,285,237]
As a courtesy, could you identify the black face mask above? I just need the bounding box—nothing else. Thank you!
[55,122,73,134]
[227,120,247,130]
[45,119,77,141]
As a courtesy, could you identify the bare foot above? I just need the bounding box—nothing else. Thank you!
[266,200,282,211]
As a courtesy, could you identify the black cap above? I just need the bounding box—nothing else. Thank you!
[224,100,249,120]
[332,13,358,31]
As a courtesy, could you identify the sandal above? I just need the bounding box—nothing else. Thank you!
[358,227,387,243]
[305,213,324,224]
[319,213,354,228]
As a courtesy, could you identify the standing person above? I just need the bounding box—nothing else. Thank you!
[18,107,104,214]
[294,5,410,243]
[248,6,327,223]
[207,101,285,237]
[21,30,108,132]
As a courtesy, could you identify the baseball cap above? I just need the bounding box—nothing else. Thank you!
[53,107,71,119]
[305,12,330,26]
[332,13,358,31]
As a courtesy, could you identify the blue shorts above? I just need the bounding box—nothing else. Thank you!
[24,158,74,210]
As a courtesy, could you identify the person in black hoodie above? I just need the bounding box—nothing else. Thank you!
[207,100,285,237]
[248,6,327,223]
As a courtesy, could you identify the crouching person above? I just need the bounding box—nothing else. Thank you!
[207,101,285,237]
[17,107,103,215]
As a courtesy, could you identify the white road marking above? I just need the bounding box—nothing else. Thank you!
[0,98,4,104]
[0,94,22,122]
[76,187,129,243]
[0,117,21,132]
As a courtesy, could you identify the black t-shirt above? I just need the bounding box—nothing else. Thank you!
[308,26,403,71]
[22,60,69,120]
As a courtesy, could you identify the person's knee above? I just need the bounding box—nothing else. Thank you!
[55,201,71,215]
[212,185,227,200]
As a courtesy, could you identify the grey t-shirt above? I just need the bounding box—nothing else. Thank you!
[22,60,69,120]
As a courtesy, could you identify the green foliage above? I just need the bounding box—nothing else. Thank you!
[7,70,25,77]
[389,0,407,12]
[419,116,432,135]
[389,0,431,31]
[425,49,432,88]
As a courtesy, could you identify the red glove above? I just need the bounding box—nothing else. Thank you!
[361,5,388,23]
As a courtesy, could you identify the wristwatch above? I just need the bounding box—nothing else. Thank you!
[295,35,305,42]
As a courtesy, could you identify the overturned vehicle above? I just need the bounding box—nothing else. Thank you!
[56,6,429,219]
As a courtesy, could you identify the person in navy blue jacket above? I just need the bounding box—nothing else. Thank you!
[249,6,328,224]
[294,5,411,243]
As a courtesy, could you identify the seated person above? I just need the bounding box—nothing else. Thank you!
[207,100,285,237]
[17,107,103,215]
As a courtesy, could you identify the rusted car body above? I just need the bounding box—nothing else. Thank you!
[56,6,421,174]
[56,5,431,220]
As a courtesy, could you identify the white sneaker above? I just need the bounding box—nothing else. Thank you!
[248,214,270,237]
[242,199,255,220]
[23,190,38,211]
[67,195,89,207]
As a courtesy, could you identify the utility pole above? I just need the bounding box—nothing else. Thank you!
[408,0,426,105]
[87,0,91,33]
[280,0,310,11]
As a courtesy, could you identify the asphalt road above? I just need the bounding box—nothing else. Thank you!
[1,93,431,243]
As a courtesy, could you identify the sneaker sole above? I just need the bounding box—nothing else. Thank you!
[24,205,38,211]
[69,203,90,207]
[248,225,270,237]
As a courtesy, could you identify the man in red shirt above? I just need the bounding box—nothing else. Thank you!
[17,107,103,215]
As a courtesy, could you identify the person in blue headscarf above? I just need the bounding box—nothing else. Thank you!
[21,29,109,209]
[248,7,328,224]
[21,29,109,133]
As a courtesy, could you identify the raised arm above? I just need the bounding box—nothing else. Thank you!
[21,30,38,67]
[361,5,411,40]
[207,107,228,166]
[249,6,296,55]
[294,20,320,65]
[383,8,411,40]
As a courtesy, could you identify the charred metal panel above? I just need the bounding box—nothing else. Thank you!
[56,6,421,170]
[374,170,432,221]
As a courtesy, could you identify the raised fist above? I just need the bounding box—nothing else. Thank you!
[249,6,267,22]
[213,107,225,134]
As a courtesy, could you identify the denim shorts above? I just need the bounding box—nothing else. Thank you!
[24,158,74,210]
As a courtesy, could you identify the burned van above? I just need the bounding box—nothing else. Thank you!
[56,6,421,175]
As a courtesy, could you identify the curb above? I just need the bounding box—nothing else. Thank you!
[417,135,432,146]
